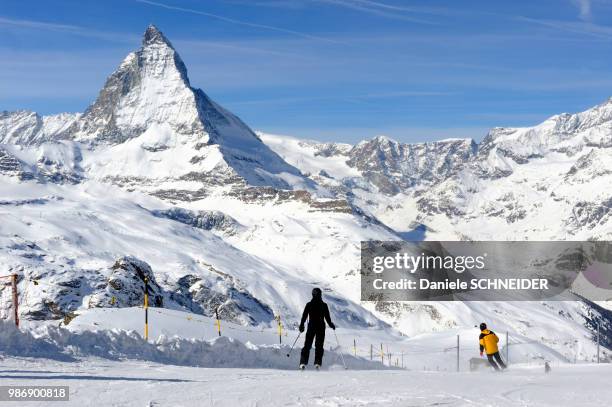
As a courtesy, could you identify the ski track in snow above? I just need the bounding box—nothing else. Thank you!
[0,357,610,406]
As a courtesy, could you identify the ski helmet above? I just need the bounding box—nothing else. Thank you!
[479,323,487,331]
[312,287,322,299]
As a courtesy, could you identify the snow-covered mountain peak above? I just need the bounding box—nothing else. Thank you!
[534,99,612,135]
[65,25,199,145]
[371,135,397,144]
[480,98,612,163]
[138,24,190,85]
[0,110,81,146]
[143,24,172,47]
[0,26,317,192]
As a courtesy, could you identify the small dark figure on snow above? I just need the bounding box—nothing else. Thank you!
[479,323,507,371]
[299,287,335,370]
[545,361,551,374]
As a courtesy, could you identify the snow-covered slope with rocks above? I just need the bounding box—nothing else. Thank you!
[408,98,612,241]
[0,111,81,146]
[0,25,610,363]
[0,25,396,329]
[0,179,389,328]
[260,98,612,242]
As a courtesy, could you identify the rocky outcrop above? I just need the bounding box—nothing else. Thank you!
[0,110,80,146]
[567,198,612,231]
[89,256,164,309]
[169,274,275,326]
[0,147,34,180]
[152,207,244,235]
[346,136,476,194]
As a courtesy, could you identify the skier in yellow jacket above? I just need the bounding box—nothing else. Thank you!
[479,323,506,371]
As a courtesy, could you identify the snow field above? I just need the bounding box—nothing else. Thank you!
[1,309,391,371]
[1,356,610,406]
[6,306,601,374]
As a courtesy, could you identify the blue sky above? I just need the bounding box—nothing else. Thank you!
[2,0,612,143]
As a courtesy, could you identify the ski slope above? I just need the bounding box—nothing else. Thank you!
[1,356,610,406]
[18,307,597,371]
[2,306,610,406]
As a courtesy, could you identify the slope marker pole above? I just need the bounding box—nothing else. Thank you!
[215,308,221,337]
[11,274,19,328]
[144,277,149,341]
[597,323,600,364]
[276,315,282,345]
[456,334,460,372]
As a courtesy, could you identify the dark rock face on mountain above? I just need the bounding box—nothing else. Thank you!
[346,136,476,194]
[170,274,275,326]
[0,143,82,183]
[152,208,244,235]
[89,257,164,309]
[0,147,33,180]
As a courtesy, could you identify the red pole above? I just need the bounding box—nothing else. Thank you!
[11,274,19,328]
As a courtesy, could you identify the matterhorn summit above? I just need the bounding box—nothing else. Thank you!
[73,25,310,190]
[66,24,204,145]
[0,25,311,190]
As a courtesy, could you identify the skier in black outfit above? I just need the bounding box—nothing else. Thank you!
[299,287,335,370]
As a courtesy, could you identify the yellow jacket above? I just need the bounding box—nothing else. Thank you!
[479,329,499,355]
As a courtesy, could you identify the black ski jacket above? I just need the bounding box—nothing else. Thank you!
[300,299,334,330]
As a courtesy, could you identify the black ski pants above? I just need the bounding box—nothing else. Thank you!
[487,352,506,370]
[300,326,325,366]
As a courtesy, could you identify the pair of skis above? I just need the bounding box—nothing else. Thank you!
[286,330,347,370]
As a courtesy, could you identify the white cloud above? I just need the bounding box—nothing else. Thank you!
[517,15,612,39]
[0,16,78,31]
[314,0,437,23]
[572,0,592,21]
[134,0,343,43]
[0,16,138,43]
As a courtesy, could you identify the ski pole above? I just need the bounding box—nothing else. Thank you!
[286,332,302,357]
[333,330,348,370]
